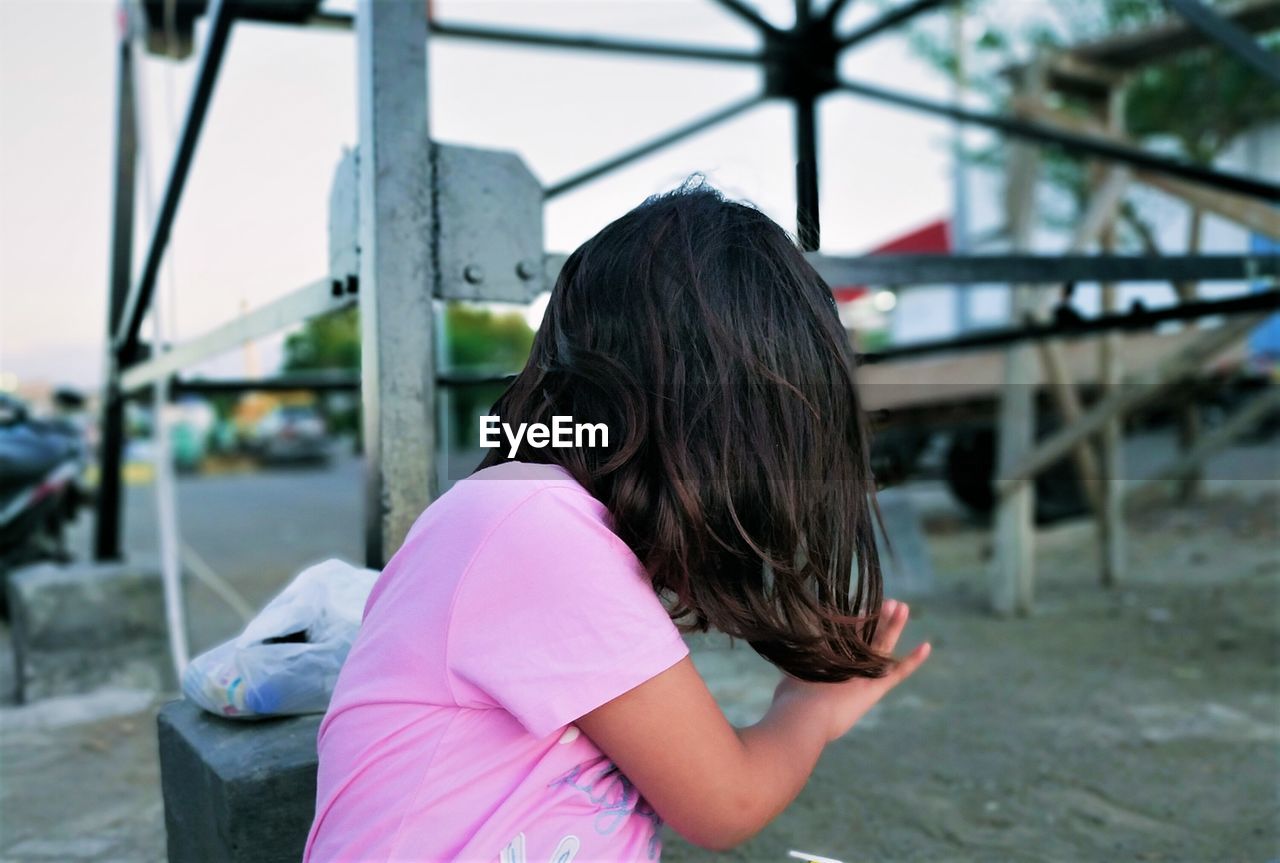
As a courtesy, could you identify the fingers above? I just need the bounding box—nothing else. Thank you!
[874,599,932,687]
[889,641,931,685]
[872,598,909,654]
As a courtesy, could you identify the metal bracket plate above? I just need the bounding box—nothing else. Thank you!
[329,142,545,304]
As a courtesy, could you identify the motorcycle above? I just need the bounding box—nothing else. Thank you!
[0,392,88,615]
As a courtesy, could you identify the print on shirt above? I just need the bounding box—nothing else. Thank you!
[499,832,580,863]
[547,760,663,860]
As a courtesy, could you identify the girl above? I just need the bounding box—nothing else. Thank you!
[304,180,931,862]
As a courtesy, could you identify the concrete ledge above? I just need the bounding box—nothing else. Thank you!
[6,559,173,703]
[158,698,321,863]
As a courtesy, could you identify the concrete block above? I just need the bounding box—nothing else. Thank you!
[876,489,936,598]
[6,558,173,703]
[158,698,321,863]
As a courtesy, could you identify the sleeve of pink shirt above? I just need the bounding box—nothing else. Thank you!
[446,484,690,740]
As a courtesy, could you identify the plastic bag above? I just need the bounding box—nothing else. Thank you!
[182,558,379,719]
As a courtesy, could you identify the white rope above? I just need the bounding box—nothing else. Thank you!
[132,0,189,678]
[181,542,254,623]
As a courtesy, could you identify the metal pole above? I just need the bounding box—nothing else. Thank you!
[545,94,764,200]
[356,0,438,568]
[838,0,949,50]
[791,1,822,251]
[837,77,1280,202]
[115,0,236,363]
[806,252,1280,285]
[95,3,139,562]
[710,0,783,36]
[821,0,855,28]
[1165,0,1280,88]
[857,289,1280,362]
[795,92,821,251]
[430,21,764,64]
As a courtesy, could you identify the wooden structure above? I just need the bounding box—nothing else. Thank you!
[989,5,1280,614]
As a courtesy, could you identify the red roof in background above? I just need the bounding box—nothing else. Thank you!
[831,218,951,303]
[869,218,951,255]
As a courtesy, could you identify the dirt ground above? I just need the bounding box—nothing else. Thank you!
[668,486,1280,863]
[1,477,1276,862]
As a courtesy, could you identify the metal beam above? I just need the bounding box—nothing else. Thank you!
[115,0,236,361]
[858,289,1280,363]
[357,0,437,568]
[839,0,949,50]
[430,21,764,64]
[95,6,139,563]
[710,0,784,35]
[821,0,857,28]
[119,279,353,394]
[794,93,821,250]
[546,93,764,199]
[547,249,1280,289]
[1011,98,1280,239]
[1165,0,1280,88]
[171,374,359,395]
[836,77,1280,202]
[169,369,516,396]
[807,252,1280,285]
[258,12,771,64]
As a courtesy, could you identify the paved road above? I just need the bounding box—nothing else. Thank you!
[60,429,1280,654]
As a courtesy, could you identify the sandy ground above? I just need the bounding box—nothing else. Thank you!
[665,486,1280,863]
[0,454,1276,862]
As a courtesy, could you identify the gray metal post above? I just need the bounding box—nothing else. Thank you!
[356,0,437,568]
[95,5,138,561]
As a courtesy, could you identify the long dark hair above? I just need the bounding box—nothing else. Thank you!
[477,178,889,682]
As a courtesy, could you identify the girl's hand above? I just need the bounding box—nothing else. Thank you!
[574,599,930,851]
[773,599,931,743]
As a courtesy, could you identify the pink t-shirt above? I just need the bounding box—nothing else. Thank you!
[304,461,689,862]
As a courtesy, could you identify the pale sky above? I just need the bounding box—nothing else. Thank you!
[1,0,992,389]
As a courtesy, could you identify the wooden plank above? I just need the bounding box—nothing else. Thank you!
[991,60,1044,617]
[1037,339,1102,512]
[857,326,1250,412]
[1097,87,1127,588]
[1032,166,1132,516]
[1071,0,1280,71]
[1174,214,1206,500]
[1098,283,1125,587]
[120,279,350,394]
[996,315,1263,498]
[1012,99,1280,239]
[1005,1,1280,97]
[1140,172,1280,240]
[1146,386,1280,486]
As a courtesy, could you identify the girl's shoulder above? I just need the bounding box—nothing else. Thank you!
[403,460,607,548]
[455,460,598,517]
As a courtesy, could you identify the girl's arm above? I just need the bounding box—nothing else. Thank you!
[576,599,930,851]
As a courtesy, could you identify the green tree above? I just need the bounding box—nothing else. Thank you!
[280,302,536,441]
[282,304,534,375]
[283,307,361,374]
[905,0,1280,235]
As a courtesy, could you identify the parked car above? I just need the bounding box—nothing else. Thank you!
[248,405,331,465]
